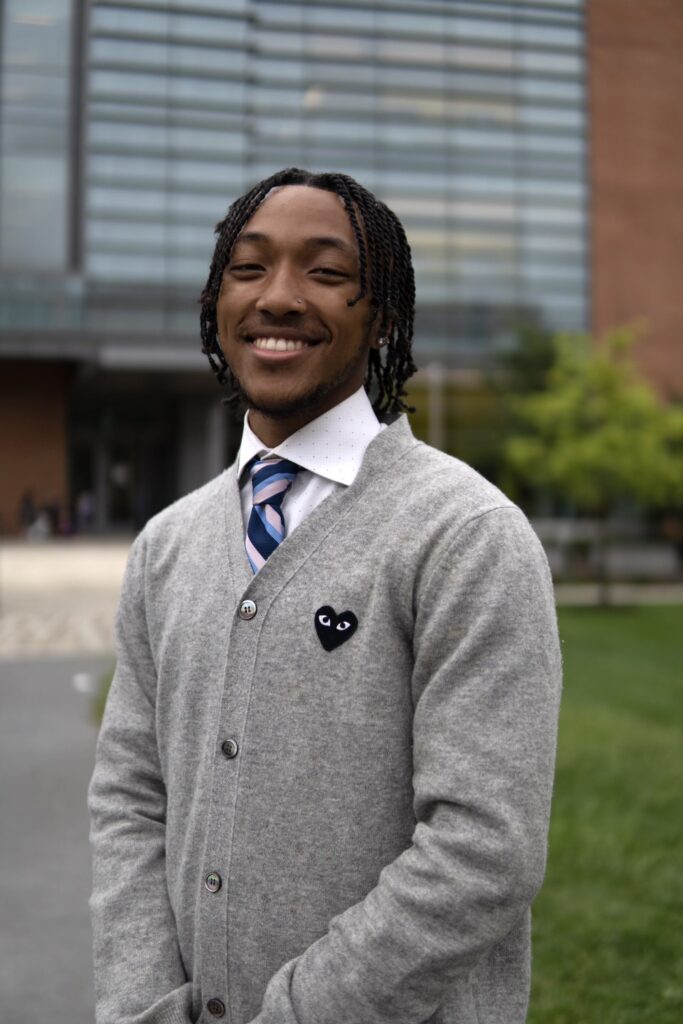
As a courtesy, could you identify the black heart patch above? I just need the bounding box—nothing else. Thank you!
[314,605,358,652]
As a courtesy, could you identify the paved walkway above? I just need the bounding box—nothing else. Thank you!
[0,540,127,659]
[0,655,106,1024]
[1,539,682,659]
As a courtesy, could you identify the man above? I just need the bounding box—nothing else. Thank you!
[89,168,562,1024]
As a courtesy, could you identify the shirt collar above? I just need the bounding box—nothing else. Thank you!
[237,387,383,487]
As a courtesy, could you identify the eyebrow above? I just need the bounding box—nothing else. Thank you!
[235,231,357,259]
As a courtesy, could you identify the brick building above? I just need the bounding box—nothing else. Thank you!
[587,0,683,399]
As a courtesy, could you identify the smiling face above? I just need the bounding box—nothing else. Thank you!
[215,185,380,446]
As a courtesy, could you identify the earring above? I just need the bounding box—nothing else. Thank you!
[377,337,389,348]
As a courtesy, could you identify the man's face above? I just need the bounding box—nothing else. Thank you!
[216,185,379,443]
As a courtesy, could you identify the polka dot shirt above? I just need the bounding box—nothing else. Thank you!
[238,387,386,537]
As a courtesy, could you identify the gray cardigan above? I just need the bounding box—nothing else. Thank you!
[88,414,562,1024]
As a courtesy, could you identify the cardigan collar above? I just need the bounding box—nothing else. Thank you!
[220,413,420,599]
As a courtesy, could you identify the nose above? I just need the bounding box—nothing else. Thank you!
[255,265,306,317]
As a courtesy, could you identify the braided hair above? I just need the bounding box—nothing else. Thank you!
[199,167,417,416]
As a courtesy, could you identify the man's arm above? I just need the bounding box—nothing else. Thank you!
[248,506,562,1024]
[88,534,193,1024]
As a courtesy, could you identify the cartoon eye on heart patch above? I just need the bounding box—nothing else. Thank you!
[314,605,358,651]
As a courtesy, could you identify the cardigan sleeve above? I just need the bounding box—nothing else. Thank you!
[247,506,562,1024]
[88,533,194,1024]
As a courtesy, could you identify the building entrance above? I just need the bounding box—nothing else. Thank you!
[68,369,239,535]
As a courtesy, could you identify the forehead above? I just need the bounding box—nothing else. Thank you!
[239,185,356,247]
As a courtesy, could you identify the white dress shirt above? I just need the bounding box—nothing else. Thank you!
[237,387,385,537]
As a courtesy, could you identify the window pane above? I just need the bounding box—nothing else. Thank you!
[0,0,73,270]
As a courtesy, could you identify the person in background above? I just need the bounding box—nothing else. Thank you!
[89,168,562,1024]
[17,489,36,535]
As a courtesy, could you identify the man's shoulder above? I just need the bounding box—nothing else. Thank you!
[396,441,552,598]
[399,438,516,522]
[374,417,515,522]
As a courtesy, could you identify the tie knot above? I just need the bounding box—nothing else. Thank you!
[249,457,299,507]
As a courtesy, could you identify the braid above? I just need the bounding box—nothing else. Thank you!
[199,167,417,416]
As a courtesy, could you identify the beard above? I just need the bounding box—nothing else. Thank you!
[230,326,374,422]
[238,363,366,420]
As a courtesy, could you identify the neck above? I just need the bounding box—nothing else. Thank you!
[246,385,365,447]
[247,407,318,448]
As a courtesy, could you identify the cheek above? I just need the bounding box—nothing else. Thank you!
[215,290,228,318]
[344,307,375,347]
[216,289,244,329]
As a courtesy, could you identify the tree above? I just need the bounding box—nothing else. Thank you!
[504,325,683,603]
[492,323,558,396]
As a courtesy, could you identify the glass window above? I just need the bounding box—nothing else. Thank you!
[90,7,170,37]
[90,69,169,99]
[115,0,248,8]
[0,0,73,270]
[89,121,244,158]
[520,49,583,75]
[87,219,168,248]
[87,251,168,283]
[89,186,169,215]
[94,36,246,73]
[517,22,583,47]
[79,0,588,335]
[522,232,586,255]
[90,153,169,182]
[91,6,246,43]
[170,14,248,44]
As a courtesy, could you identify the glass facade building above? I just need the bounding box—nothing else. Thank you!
[0,0,588,530]
[1,0,588,352]
[83,0,587,359]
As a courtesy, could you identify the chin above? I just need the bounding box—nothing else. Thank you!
[240,380,346,421]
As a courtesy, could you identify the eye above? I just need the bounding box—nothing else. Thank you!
[230,263,264,274]
[336,619,351,631]
[310,267,349,279]
[318,614,331,627]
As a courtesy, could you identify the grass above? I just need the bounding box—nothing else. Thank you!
[528,606,683,1024]
[91,665,114,728]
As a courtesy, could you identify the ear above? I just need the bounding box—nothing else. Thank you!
[369,318,393,350]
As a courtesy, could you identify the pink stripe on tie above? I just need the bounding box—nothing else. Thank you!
[264,503,284,537]
[245,534,266,571]
[254,478,290,504]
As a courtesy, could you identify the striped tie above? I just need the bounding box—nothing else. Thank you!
[245,457,299,573]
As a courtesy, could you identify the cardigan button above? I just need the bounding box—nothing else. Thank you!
[221,738,239,759]
[239,599,257,620]
[207,998,226,1017]
[205,872,222,893]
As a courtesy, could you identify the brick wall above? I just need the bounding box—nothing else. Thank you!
[587,0,683,398]
[0,361,70,536]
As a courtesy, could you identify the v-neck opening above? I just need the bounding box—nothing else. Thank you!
[222,415,420,595]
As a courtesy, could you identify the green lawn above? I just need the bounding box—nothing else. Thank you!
[528,606,683,1024]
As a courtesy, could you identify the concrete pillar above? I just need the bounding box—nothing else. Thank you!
[93,427,108,534]
[178,399,227,497]
[205,399,227,481]
[426,362,446,452]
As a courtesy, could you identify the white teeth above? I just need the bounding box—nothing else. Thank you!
[253,337,307,352]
